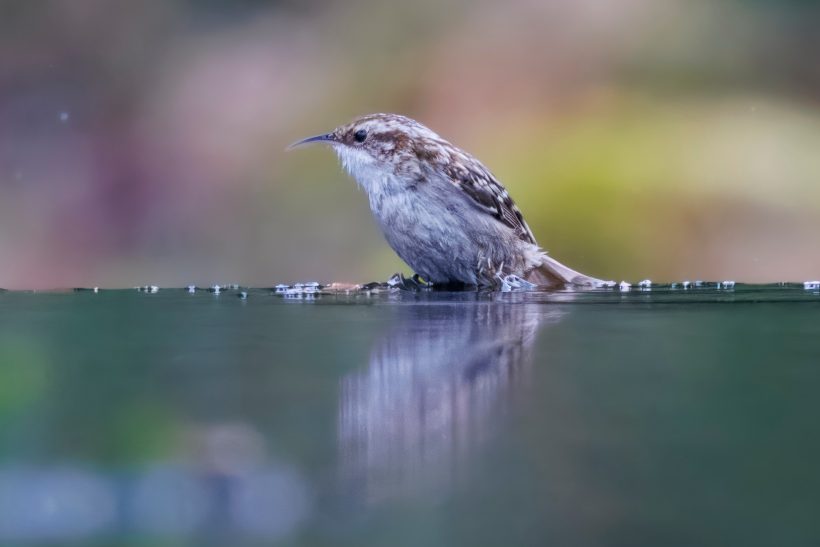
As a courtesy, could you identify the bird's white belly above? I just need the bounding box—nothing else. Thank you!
[368,182,510,284]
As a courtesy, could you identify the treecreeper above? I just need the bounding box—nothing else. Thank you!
[290,113,603,289]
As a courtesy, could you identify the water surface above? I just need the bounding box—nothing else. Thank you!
[1,285,819,546]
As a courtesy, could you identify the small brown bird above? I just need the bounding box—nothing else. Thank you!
[290,113,602,289]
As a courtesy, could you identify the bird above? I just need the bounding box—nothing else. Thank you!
[289,113,603,289]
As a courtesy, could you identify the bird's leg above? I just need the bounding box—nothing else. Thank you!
[386,272,417,290]
[411,273,430,287]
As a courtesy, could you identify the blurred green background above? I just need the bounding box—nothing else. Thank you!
[2,0,819,289]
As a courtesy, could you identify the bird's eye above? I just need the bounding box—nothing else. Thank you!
[354,129,368,143]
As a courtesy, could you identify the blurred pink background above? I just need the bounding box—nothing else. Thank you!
[2,0,819,289]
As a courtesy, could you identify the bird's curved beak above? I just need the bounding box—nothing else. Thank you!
[287,132,337,150]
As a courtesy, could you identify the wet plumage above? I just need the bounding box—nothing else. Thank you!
[291,113,601,288]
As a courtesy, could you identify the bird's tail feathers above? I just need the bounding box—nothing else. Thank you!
[525,254,606,289]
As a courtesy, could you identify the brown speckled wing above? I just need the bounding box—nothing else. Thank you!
[443,158,537,245]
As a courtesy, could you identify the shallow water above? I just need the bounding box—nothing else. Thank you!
[1,285,819,546]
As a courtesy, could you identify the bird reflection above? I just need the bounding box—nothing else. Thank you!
[338,297,564,503]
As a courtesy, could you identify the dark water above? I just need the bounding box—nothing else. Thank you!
[1,285,819,546]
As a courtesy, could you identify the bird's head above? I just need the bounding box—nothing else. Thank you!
[289,113,448,182]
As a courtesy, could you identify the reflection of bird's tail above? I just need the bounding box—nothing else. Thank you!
[525,254,605,288]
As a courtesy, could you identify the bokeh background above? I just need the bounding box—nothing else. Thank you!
[2,0,819,289]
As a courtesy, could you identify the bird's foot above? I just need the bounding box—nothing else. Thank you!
[385,273,427,291]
